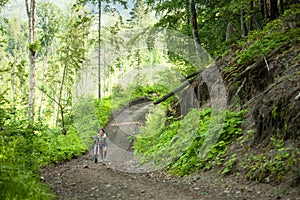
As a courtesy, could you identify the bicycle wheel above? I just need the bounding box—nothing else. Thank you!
[94,144,98,163]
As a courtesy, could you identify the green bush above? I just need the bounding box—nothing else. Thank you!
[0,96,88,199]
[237,6,300,65]
[94,97,112,128]
[134,108,246,176]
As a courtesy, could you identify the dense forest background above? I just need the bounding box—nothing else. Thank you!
[0,0,299,199]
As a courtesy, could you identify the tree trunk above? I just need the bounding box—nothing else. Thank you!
[226,22,233,41]
[260,0,265,18]
[241,10,247,37]
[98,0,102,99]
[60,104,66,135]
[25,0,36,121]
[249,1,254,31]
[189,0,202,60]
[270,0,279,20]
[264,0,270,20]
[279,0,284,14]
[58,60,68,135]
[185,0,190,26]
[39,55,47,120]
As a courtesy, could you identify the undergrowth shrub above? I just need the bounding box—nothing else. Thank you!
[110,83,171,110]
[237,6,300,65]
[242,135,300,183]
[74,97,102,147]
[0,95,88,199]
[134,107,246,176]
[94,97,112,127]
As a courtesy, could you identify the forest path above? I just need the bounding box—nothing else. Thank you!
[41,100,293,200]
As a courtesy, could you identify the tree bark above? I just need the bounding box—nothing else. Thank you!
[98,0,102,99]
[260,0,265,18]
[264,0,270,20]
[241,10,247,37]
[249,1,254,31]
[189,0,202,60]
[270,0,279,20]
[58,58,68,135]
[25,0,36,121]
[153,76,199,105]
[226,22,233,41]
[279,0,284,14]
[185,0,190,26]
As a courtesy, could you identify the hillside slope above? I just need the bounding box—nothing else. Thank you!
[178,13,300,192]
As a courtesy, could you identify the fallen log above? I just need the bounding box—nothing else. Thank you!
[153,75,199,105]
[180,70,202,82]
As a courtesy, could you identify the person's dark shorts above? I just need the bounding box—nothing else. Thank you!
[99,142,108,148]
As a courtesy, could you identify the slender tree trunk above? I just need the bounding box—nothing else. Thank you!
[226,22,233,41]
[98,0,102,99]
[53,88,57,126]
[260,0,265,18]
[241,10,247,37]
[58,60,68,135]
[279,0,284,14]
[25,0,36,121]
[249,1,254,31]
[270,0,279,20]
[264,0,270,20]
[189,0,202,60]
[10,62,15,106]
[186,0,190,26]
[39,55,47,120]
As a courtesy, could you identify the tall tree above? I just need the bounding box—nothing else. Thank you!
[36,2,62,120]
[57,4,92,134]
[189,0,202,60]
[78,0,127,99]
[98,0,101,99]
[249,1,254,31]
[240,10,247,37]
[25,0,37,121]
[269,0,279,20]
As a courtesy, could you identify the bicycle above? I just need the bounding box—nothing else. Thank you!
[91,136,100,163]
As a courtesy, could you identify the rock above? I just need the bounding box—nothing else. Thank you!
[224,190,231,194]
[40,176,45,182]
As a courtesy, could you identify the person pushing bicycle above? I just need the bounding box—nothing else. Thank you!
[98,128,108,162]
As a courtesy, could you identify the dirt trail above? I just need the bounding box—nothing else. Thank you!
[41,100,299,200]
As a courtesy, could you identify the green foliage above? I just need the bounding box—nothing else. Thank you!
[94,97,112,128]
[36,1,62,54]
[40,128,87,165]
[0,122,86,199]
[0,93,87,199]
[28,39,41,54]
[0,0,9,7]
[134,105,167,158]
[112,84,124,98]
[109,83,171,110]
[0,160,54,200]
[74,97,101,147]
[134,107,246,176]
[130,83,169,101]
[243,136,299,183]
[237,6,300,65]
[222,153,237,175]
